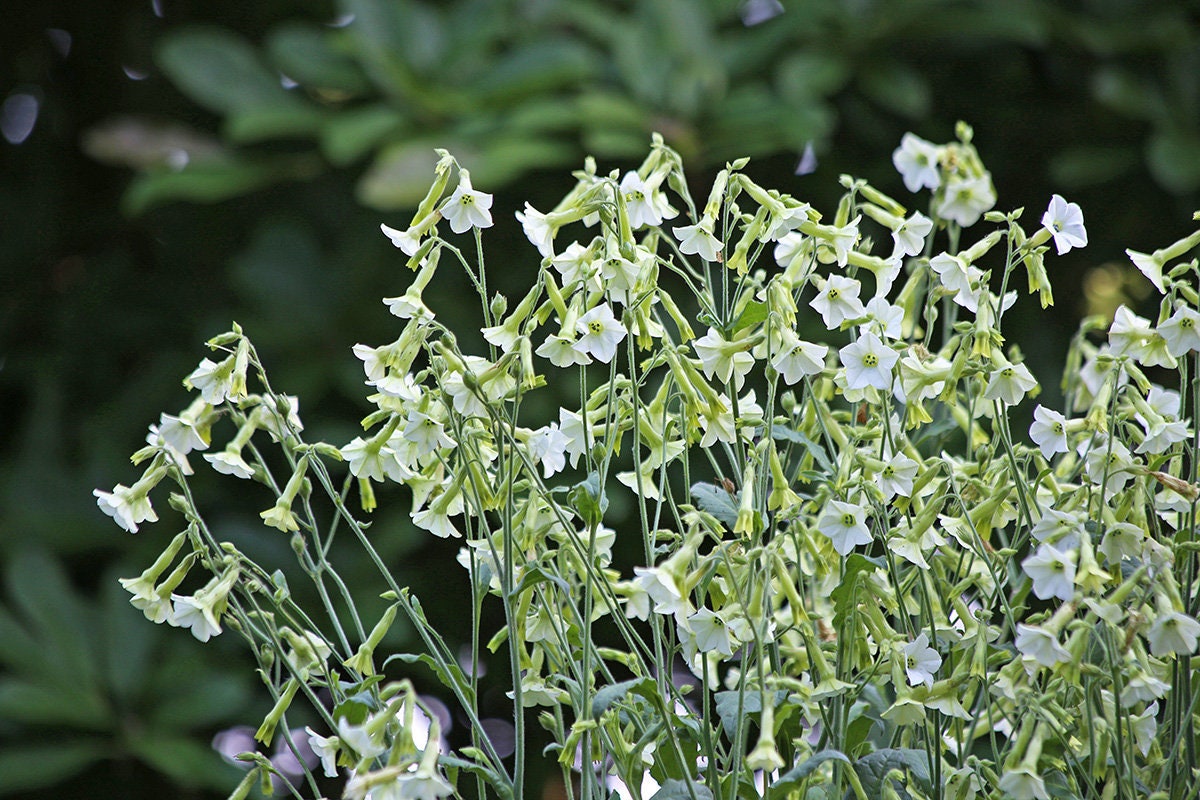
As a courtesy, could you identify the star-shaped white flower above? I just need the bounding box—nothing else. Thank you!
[983,361,1038,406]
[439,171,493,234]
[817,498,873,555]
[1021,543,1076,602]
[891,211,933,258]
[901,631,942,687]
[892,133,942,193]
[1014,623,1070,667]
[809,274,865,330]
[936,174,995,227]
[692,327,755,389]
[839,331,898,391]
[573,304,627,364]
[1029,405,1069,459]
[673,218,722,262]
[1041,194,1087,255]
[1147,611,1200,657]
[1158,305,1200,357]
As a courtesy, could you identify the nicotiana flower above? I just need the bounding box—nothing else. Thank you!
[550,241,596,286]
[1015,623,1071,667]
[403,410,455,456]
[685,608,736,657]
[861,296,903,340]
[1021,543,1076,602]
[901,632,942,687]
[1158,304,1200,357]
[893,133,942,192]
[515,202,554,256]
[1147,610,1200,657]
[1082,437,1135,494]
[983,361,1038,406]
[1108,305,1153,359]
[692,327,755,388]
[809,274,865,330]
[171,568,239,643]
[937,173,995,227]
[1029,405,1069,459]
[1029,508,1083,549]
[1041,194,1088,255]
[439,170,493,234]
[877,452,919,499]
[817,498,873,555]
[620,170,675,229]
[1125,249,1167,294]
[839,331,899,391]
[673,217,722,262]
[769,329,827,384]
[573,304,627,363]
[890,210,933,260]
[537,332,591,367]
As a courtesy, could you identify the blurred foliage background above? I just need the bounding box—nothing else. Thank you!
[2,0,1199,797]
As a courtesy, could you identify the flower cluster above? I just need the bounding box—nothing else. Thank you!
[100,128,1200,800]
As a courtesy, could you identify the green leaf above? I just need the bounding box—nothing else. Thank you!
[568,472,608,529]
[472,39,599,103]
[712,689,787,739]
[266,22,371,94]
[122,156,318,215]
[732,300,768,333]
[156,27,309,116]
[770,427,833,473]
[853,748,931,797]
[690,482,739,529]
[224,105,325,144]
[0,743,107,795]
[320,104,406,166]
[6,550,98,689]
[1147,129,1200,194]
[0,678,109,729]
[829,554,885,630]
[651,779,714,800]
[148,672,251,730]
[591,676,656,718]
[128,732,241,790]
[859,63,930,119]
[771,749,851,794]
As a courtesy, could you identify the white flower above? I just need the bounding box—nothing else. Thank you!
[817,499,873,555]
[1126,249,1166,294]
[1099,521,1143,564]
[94,483,158,534]
[1147,610,1200,656]
[185,356,237,405]
[515,202,554,256]
[305,727,340,778]
[839,331,899,391]
[891,211,933,258]
[877,452,919,499]
[769,330,827,384]
[1108,305,1153,359]
[573,304,627,363]
[1041,194,1087,255]
[685,608,735,657]
[599,250,642,305]
[412,504,462,539]
[1015,623,1070,667]
[997,765,1049,800]
[525,423,569,478]
[380,222,423,256]
[936,174,995,227]
[983,361,1038,406]
[620,171,669,229]
[341,436,410,483]
[819,217,860,267]
[861,296,903,340]
[204,450,255,479]
[673,218,722,262]
[809,274,865,330]
[1029,405,1068,459]
[1132,702,1159,757]
[536,333,591,367]
[550,241,596,286]
[692,327,755,389]
[892,133,942,192]
[1030,508,1082,549]
[439,171,493,234]
[171,594,223,642]
[558,408,595,469]
[337,717,387,761]
[403,411,455,456]
[1082,437,1135,494]
[1021,543,1076,602]
[901,632,942,687]
[1158,305,1200,357]
[632,566,692,622]
[773,231,807,268]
